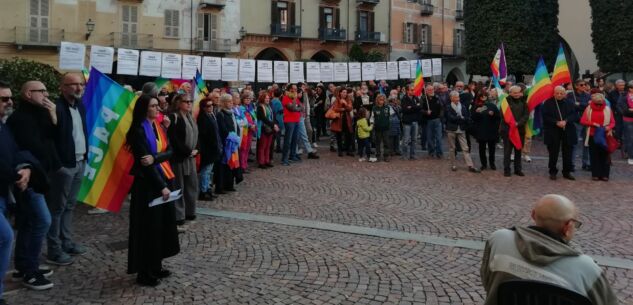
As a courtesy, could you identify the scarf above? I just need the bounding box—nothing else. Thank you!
[451,102,463,118]
[256,104,273,139]
[584,102,612,146]
[178,111,199,175]
[625,94,633,123]
[141,120,175,180]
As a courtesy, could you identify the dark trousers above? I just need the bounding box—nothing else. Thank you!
[214,161,234,192]
[357,138,371,158]
[315,113,327,138]
[503,131,525,173]
[374,130,391,159]
[546,131,573,175]
[335,130,352,154]
[478,140,496,168]
[588,137,610,178]
[419,120,427,150]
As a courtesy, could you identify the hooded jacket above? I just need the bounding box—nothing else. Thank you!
[480,227,617,305]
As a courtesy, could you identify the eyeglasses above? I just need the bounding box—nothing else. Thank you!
[0,96,12,102]
[569,218,582,229]
[181,100,193,104]
[30,89,48,93]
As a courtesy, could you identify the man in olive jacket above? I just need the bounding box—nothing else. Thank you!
[481,194,617,305]
[500,86,529,177]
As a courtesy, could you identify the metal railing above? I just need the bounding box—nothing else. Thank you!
[318,28,346,41]
[15,27,64,46]
[111,32,153,49]
[417,44,464,56]
[195,38,232,52]
[356,0,380,4]
[420,3,434,15]
[355,31,381,43]
[199,0,226,7]
[455,9,464,20]
[270,24,301,37]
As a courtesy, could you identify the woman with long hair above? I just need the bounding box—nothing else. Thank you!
[125,94,179,287]
[330,87,354,156]
[256,92,278,168]
[197,97,221,201]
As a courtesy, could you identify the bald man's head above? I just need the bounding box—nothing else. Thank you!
[21,81,49,106]
[531,194,579,241]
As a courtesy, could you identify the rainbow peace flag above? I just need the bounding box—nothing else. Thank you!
[192,69,208,119]
[78,68,138,212]
[494,77,522,150]
[490,43,507,85]
[82,67,90,84]
[413,60,424,97]
[551,43,572,87]
[155,77,192,94]
[525,57,553,137]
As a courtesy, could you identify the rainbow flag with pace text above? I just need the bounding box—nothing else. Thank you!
[78,68,138,212]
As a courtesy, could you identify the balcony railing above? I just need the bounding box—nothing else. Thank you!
[270,24,301,38]
[455,9,464,20]
[14,27,64,47]
[199,0,226,9]
[111,32,153,49]
[319,28,346,41]
[355,31,381,43]
[420,3,434,16]
[417,44,464,57]
[356,0,379,4]
[195,38,232,53]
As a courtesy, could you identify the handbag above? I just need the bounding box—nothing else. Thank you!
[606,132,620,153]
[262,124,274,134]
[325,107,340,119]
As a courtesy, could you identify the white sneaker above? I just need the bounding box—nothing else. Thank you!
[358,158,366,162]
[628,159,633,165]
[88,208,108,215]
[297,149,303,154]
[496,144,503,149]
[510,154,515,161]
[368,157,377,163]
[312,142,318,148]
[524,155,532,163]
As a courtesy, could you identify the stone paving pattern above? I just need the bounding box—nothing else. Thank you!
[6,140,633,304]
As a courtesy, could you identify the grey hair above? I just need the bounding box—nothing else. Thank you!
[449,91,460,98]
[141,82,159,96]
[554,86,566,93]
[627,80,633,88]
[220,93,233,105]
[616,79,626,85]
[509,85,521,93]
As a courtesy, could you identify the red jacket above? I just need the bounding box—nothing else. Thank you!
[580,102,615,137]
[282,95,301,123]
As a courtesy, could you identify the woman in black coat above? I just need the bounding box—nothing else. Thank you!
[196,97,221,200]
[214,93,241,194]
[125,94,179,287]
[471,90,501,170]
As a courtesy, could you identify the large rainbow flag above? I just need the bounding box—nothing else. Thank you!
[193,69,208,119]
[495,77,523,150]
[525,57,554,137]
[155,77,192,94]
[78,68,137,212]
[413,60,424,97]
[490,43,508,86]
[551,43,572,87]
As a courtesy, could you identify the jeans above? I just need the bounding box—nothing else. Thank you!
[401,122,418,158]
[297,117,315,154]
[15,188,51,275]
[573,123,590,168]
[426,118,443,157]
[282,122,299,163]
[199,163,214,193]
[357,138,371,158]
[47,161,84,257]
[623,121,633,157]
[0,196,13,295]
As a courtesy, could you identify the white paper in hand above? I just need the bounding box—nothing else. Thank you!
[149,189,182,207]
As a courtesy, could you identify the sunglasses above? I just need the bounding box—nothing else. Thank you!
[0,96,12,102]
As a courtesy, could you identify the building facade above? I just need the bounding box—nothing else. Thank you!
[239,0,389,62]
[389,0,466,83]
[0,0,240,70]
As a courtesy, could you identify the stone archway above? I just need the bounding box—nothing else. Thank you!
[255,47,289,61]
[396,57,408,61]
[310,50,334,62]
[446,67,465,86]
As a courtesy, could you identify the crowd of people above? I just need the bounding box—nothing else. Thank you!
[0,71,631,303]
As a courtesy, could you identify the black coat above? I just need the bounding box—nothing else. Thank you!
[197,111,222,167]
[401,95,422,124]
[421,95,442,121]
[471,102,501,142]
[216,109,240,142]
[445,103,471,132]
[7,101,61,173]
[167,113,196,163]
[0,122,44,197]
[126,124,179,275]
[541,97,578,146]
[500,96,529,134]
[54,96,88,168]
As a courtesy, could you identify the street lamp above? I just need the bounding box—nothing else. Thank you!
[85,19,95,40]
[237,26,246,43]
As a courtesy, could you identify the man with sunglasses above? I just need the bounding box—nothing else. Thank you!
[480,194,617,305]
[567,80,592,171]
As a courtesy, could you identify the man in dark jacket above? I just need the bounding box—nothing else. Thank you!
[6,80,55,290]
[567,80,592,171]
[46,73,89,266]
[500,86,529,177]
[481,194,617,305]
[445,91,479,173]
[608,80,626,142]
[422,85,443,158]
[400,85,421,160]
[543,86,578,180]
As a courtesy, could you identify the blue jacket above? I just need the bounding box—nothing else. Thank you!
[566,91,590,118]
[55,96,88,168]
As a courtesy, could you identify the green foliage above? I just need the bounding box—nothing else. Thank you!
[464,0,559,78]
[0,57,61,99]
[347,44,385,63]
[365,50,385,62]
[590,0,633,73]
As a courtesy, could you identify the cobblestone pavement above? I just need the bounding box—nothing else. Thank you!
[6,139,633,305]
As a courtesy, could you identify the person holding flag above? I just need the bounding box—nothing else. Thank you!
[401,84,422,160]
[542,86,578,180]
[501,86,529,177]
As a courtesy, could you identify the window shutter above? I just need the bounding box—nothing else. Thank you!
[356,10,361,32]
[172,10,179,37]
[131,6,138,23]
[402,22,407,43]
[413,24,420,44]
[40,0,49,16]
[289,2,296,26]
[369,11,375,33]
[427,24,432,50]
[335,8,340,29]
[30,0,39,16]
[319,7,324,30]
[271,1,279,25]
[211,14,217,39]
[122,5,129,22]
[164,10,171,37]
[197,13,204,41]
